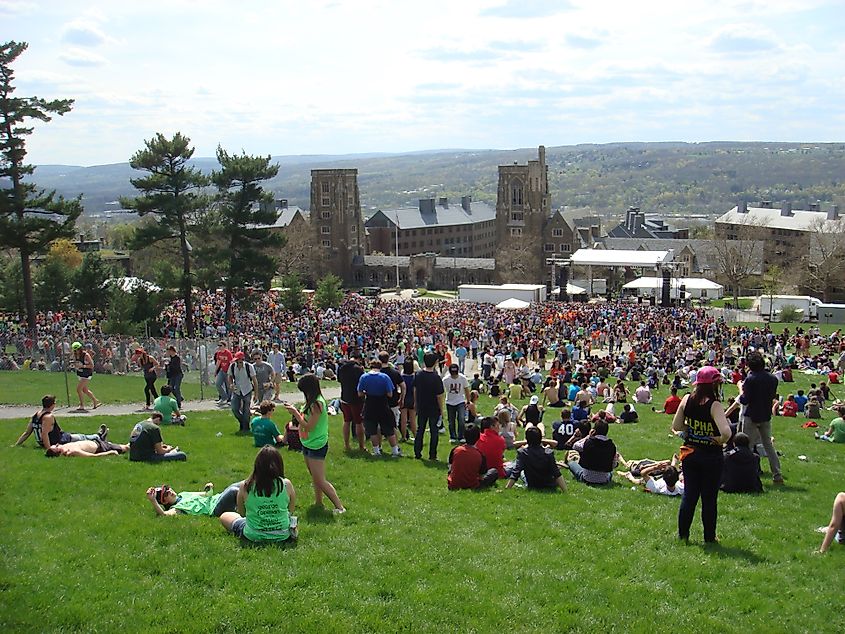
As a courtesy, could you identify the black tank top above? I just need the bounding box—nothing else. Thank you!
[525,404,541,424]
[32,411,62,447]
[683,396,720,450]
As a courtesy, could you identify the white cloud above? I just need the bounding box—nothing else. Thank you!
[0,0,37,17]
[59,47,107,67]
[61,19,112,47]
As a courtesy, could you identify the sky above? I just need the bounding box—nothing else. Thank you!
[3,0,844,166]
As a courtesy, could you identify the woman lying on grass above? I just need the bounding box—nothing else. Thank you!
[818,491,845,553]
[145,481,243,518]
[219,446,297,543]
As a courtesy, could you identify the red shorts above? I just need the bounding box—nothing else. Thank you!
[340,402,363,426]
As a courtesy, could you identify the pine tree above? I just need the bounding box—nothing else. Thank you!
[211,146,283,322]
[0,41,82,332]
[121,132,208,337]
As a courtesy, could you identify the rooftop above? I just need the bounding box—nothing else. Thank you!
[716,204,842,232]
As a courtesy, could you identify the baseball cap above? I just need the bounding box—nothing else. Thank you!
[71,341,82,350]
[449,363,459,372]
[530,395,539,405]
[694,366,721,385]
[234,351,245,360]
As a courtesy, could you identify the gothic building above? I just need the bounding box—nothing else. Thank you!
[309,168,365,283]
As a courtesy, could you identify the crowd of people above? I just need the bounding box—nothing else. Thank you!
[6,294,845,551]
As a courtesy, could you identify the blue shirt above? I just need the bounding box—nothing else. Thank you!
[357,371,394,397]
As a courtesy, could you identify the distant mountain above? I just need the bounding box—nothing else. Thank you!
[30,142,845,219]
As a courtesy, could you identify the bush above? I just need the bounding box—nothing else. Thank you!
[778,304,801,322]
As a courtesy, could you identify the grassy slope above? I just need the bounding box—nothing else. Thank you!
[1,373,843,632]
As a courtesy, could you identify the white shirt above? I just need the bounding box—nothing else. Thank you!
[442,373,468,406]
[645,478,684,496]
[228,362,255,395]
[635,385,652,403]
[267,350,286,373]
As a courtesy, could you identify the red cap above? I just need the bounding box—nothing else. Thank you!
[694,366,722,385]
[134,348,144,355]
[234,351,245,360]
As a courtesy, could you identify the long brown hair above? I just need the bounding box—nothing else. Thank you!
[297,373,322,412]
[245,446,285,497]
[690,381,719,405]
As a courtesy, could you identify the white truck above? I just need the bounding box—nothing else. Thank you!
[758,295,822,321]
[458,284,547,304]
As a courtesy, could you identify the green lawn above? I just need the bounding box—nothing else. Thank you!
[0,371,306,406]
[1,375,844,632]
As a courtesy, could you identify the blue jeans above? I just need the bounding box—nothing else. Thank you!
[212,481,244,516]
[168,375,184,407]
[678,449,723,542]
[414,410,441,459]
[215,370,230,401]
[567,461,612,484]
[231,392,252,431]
[447,403,466,441]
[63,433,100,443]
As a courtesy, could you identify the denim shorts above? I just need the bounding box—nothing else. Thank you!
[231,517,246,537]
[302,442,328,460]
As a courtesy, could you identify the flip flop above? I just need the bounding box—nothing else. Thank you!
[92,403,101,410]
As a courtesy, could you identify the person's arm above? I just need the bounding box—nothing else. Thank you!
[12,422,34,447]
[671,395,689,432]
[146,487,178,516]
[154,441,170,455]
[236,483,247,516]
[555,475,567,493]
[463,385,470,403]
[40,414,55,449]
[285,479,296,514]
[710,401,732,445]
[297,401,322,435]
[83,449,119,458]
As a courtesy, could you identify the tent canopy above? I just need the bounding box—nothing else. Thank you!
[570,248,673,268]
[496,297,530,310]
[552,283,588,295]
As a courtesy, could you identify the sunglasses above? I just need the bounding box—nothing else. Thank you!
[155,484,172,504]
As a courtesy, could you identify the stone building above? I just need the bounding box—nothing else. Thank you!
[309,169,365,283]
[365,196,496,258]
[355,254,495,289]
[606,206,689,239]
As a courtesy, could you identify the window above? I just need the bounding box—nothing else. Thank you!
[511,212,524,222]
[321,197,331,206]
[510,228,522,237]
[321,240,331,247]
[321,226,331,235]
[321,181,330,194]
[544,243,556,252]
[561,243,571,252]
[552,228,564,237]
[320,211,331,219]
[511,184,523,205]
[351,224,357,233]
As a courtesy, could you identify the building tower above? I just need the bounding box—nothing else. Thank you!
[494,146,550,283]
[310,168,364,283]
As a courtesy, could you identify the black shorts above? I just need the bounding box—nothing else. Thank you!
[77,368,92,379]
[364,415,396,437]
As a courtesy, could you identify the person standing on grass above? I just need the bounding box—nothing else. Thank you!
[13,394,107,448]
[284,374,345,513]
[133,347,159,411]
[165,345,184,408]
[671,366,732,543]
[219,446,297,543]
[214,341,233,404]
[399,360,417,442]
[357,359,401,457]
[738,352,784,485]
[338,351,366,451]
[129,412,187,462]
[71,341,99,411]
[414,352,445,460]
[443,363,470,443]
[228,351,257,433]
[251,349,275,404]
[267,342,287,402]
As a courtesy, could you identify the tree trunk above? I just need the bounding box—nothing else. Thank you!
[225,285,233,327]
[20,246,36,335]
[180,232,194,338]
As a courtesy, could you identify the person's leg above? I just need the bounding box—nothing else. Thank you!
[567,460,586,481]
[447,404,457,440]
[212,481,244,517]
[479,468,498,489]
[67,433,101,442]
[400,408,408,440]
[456,402,466,441]
[757,419,782,480]
[820,492,845,552]
[409,408,417,437]
[215,370,227,401]
[699,453,723,542]
[149,451,187,461]
[305,456,344,510]
[341,406,353,450]
[76,379,85,408]
[230,392,242,427]
[171,375,183,407]
[413,412,426,458]
[678,455,701,540]
[219,512,243,532]
[238,395,251,431]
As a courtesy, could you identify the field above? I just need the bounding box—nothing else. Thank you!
[1,369,844,632]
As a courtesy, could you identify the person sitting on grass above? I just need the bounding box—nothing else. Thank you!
[45,435,128,458]
[720,432,763,493]
[566,418,618,485]
[447,423,499,490]
[145,481,243,517]
[251,400,284,447]
[653,387,682,415]
[475,416,506,479]
[780,394,798,417]
[153,385,186,426]
[618,403,639,424]
[806,395,822,419]
[505,426,567,492]
[497,409,516,449]
[12,394,107,449]
[129,412,187,462]
[219,445,297,543]
[815,405,845,443]
[818,492,845,553]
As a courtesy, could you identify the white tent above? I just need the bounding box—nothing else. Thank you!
[570,248,674,267]
[622,276,723,299]
[551,283,588,296]
[496,297,530,310]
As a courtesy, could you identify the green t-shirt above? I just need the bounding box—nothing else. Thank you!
[129,421,162,461]
[251,416,281,448]
[173,491,221,516]
[301,395,329,450]
[154,396,179,421]
[830,417,845,443]
[243,479,290,542]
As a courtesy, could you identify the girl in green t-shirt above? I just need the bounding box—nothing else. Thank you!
[283,373,346,514]
[219,446,297,542]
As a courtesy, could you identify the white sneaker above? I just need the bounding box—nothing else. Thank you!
[371,447,382,456]
[392,448,402,458]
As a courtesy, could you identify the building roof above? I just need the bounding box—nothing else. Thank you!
[248,206,307,230]
[365,201,496,230]
[715,205,842,232]
[570,248,674,267]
